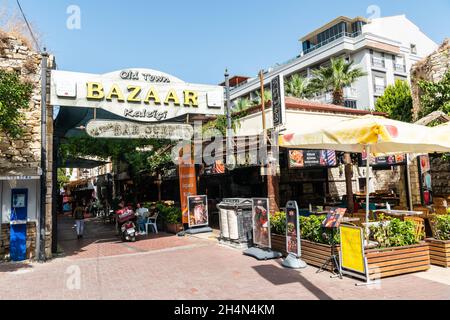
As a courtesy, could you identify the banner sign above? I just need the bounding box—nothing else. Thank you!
[418,155,432,205]
[86,120,193,140]
[339,225,368,280]
[361,152,406,167]
[187,195,209,228]
[252,198,271,249]
[289,149,337,168]
[50,69,224,123]
[179,162,197,225]
[285,201,301,257]
[271,74,286,128]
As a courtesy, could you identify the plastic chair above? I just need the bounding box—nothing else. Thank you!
[145,213,159,234]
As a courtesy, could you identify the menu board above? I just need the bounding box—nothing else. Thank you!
[285,201,301,257]
[289,150,337,169]
[187,195,209,228]
[361,152,406,167]
[418,155,432,205]
[252,198,271,249]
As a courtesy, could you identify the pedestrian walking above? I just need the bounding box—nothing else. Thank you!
[74,202,86,240]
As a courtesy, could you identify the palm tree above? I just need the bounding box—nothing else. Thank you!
[233,98,251,112]
[309,57,366,106]
[285,74,311,98]
[252,90,272,106]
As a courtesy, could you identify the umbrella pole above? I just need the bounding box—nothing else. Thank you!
[366,145,371,243]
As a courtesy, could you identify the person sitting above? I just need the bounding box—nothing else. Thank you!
[136,203,149,235]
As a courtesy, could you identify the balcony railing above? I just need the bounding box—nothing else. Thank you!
[313,87,358,103]
[301,31,362,56]
[394,63,407,73]
[372,57,386,69]
[374,85,386,95]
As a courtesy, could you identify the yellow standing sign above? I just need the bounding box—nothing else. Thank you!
[339,225,368,280]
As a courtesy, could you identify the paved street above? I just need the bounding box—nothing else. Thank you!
[0,216,449,300]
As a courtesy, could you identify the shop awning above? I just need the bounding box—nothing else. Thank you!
[58,157,109,169]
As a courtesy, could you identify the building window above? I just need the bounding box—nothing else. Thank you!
[410,44,417,55]
[344,100,357,109]
[374,76,386,95]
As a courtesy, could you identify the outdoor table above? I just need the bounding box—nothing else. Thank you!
[376,210,423,217]
[342,217,360,223]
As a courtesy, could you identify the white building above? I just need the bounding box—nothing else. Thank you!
[229,15,438,110]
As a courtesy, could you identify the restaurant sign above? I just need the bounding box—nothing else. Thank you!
[271,75,286,128]
[289,149,337,169]
[50,69,224,122]
[86,120,193,140]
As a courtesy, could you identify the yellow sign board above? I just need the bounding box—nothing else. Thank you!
[340,225,365,274]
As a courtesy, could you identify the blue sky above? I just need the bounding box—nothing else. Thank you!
[6,0,450,84]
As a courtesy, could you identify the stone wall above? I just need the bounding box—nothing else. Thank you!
[430,155,450,196]
[0,31,55,259]
[411,39,450,120]
[0,222,37,261]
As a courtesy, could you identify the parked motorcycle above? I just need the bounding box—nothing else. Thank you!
[116,206,137,242]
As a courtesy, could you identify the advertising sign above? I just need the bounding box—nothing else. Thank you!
[289,149,337,169]
[285,201,301,257]
[179,162,197,225]
[361,151,406,167]
[252,198,271,249]
[339,225,367,278]
[187,195,209,228]
[418,155,433,205]
[50,69,224,122]
[322,208,346,229]
[86,120,193,140]
[271,75,286,128]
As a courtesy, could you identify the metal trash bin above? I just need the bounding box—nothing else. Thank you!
[217,198,253,249]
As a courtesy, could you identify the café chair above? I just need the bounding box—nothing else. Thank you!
[404,216,426,242]
[145,212,159,234]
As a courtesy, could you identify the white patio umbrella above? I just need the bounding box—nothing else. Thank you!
[279,115,450,239]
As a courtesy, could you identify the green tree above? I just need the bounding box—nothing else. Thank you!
[375,80,413,122]
[57,168,71,189]
[285,74,312,98]
[418,70,450,118]
[309,57,366,106]
[252,89,272,106]
[233,98,251,112]
[0,70,33,138]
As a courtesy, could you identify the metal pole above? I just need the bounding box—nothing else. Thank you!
[39,50,49,262]
[406,154,413,210]
[225,70,232,164]
[365,145,371,242]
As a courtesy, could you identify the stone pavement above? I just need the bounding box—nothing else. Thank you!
[0,216,449,300]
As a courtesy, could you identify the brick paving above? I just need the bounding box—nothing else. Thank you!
[0,216,449,300]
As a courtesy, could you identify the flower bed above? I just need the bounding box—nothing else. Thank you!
[365,243,430,279]
[426,215,450,267]
[271,212,431,277]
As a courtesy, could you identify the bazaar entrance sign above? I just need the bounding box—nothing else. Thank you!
[50,69,224,122]
[86,120,193,140]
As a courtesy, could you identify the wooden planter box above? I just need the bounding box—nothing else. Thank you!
[271,234,338,271]
[365,243,430,279]
[426,239,450,268]
[165,223,183,235]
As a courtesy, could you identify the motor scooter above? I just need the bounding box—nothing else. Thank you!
[116,207,137,242]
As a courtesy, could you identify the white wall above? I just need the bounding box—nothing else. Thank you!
[1,180,40,223]
[363,15,438,57]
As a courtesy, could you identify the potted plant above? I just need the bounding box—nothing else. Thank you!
[270,213,339,271]
[367,218,430,279]
[164,207,183,234]
[426,214,450,268]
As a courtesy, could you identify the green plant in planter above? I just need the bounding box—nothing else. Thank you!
[431,215,450,241]
[164,207,182,225]
[300,215,340,245]
[370,218,417,248]
[270,211,286,235]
